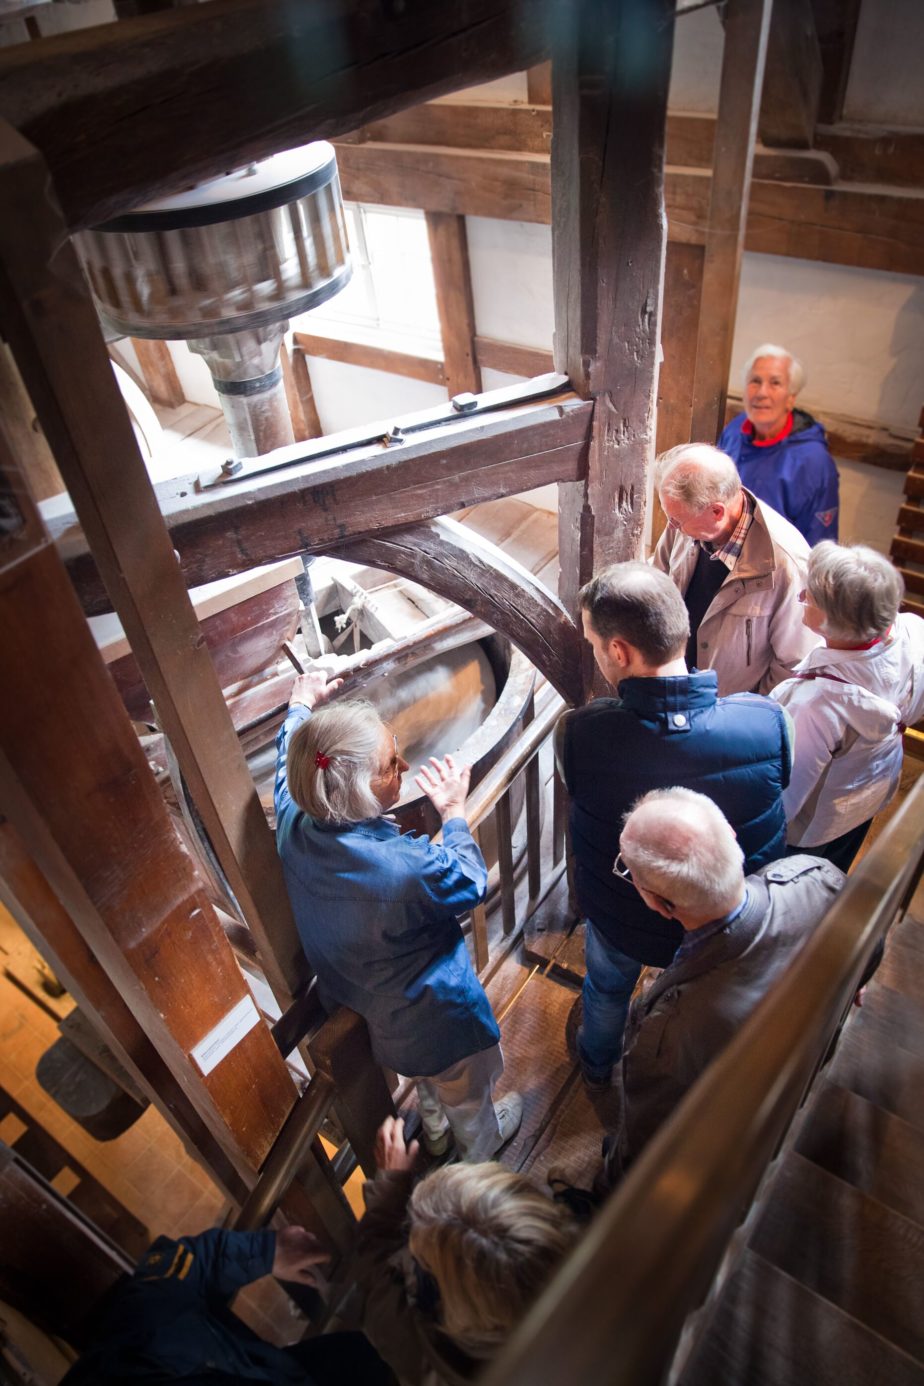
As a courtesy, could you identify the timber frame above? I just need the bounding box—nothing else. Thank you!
[0,0,916,1239]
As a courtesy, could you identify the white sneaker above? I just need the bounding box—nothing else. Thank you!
[493,1092,524,1151]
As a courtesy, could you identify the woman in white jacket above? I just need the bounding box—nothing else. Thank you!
[771,543,924,870]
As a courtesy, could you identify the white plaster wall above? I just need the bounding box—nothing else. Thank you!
[836,459,907,553]
[667,4,724,114]
[304,357,446,434]
[466,218,554,347]
[843,0,924,128]
[166,341,222,407]
[731,253,924,432]
[435,73,529,105]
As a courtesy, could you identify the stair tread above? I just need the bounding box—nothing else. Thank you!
[680,1249,924,1386]
[848,983,924,1060]
[877,933,924,998]
[796,1082,924,1228]
[749,1152,924,1362]
[826,1022,924,1132]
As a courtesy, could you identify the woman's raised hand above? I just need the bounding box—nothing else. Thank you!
[414,754,471,823]
[289,667,343,711]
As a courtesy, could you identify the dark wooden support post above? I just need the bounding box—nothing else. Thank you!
[689,0,773,444]
[551,0,675,670]
[652,241,706,543]
[426,212,482,397]
[130,337,185,408]
[308,1010,395,1178]
[759,0,822,148]
[0,123,305,1004]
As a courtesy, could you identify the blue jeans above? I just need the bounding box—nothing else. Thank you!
[579,922,643,1078]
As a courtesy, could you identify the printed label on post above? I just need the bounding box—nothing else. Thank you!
[191,995,261,1076]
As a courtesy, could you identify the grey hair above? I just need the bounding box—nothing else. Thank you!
[580,561,689,664]
[743,343,806,396]
[286,699,385,823]
[655,443,741,512]
[619,788,745,918]
[806,542,904,644]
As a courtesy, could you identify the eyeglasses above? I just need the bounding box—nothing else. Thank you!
[612,851,633,882]
[386,733,401,777]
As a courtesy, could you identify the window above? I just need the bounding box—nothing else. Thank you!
[294,204,442,356]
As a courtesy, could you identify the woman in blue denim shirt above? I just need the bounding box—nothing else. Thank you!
[275,670,522,1162]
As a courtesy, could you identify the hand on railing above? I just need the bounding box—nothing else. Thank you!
[415,754,472,823]
[374,1116,420,1173]
[289,667,344,711]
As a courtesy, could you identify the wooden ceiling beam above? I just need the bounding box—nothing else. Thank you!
[51,388,592,614]
[335,141,924,276]
[0,0,567,231]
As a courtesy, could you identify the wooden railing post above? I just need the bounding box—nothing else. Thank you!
[308,1009,396,1178]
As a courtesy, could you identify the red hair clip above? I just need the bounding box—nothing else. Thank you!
[315,751,331,770]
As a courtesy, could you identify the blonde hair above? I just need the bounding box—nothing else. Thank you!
[408,1163,577,1357]
[655,443,741,512]
[286,700,385,823]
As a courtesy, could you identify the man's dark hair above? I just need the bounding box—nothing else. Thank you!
[579,562,690,665]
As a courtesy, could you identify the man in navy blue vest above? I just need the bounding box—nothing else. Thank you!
[556,562,792,1088]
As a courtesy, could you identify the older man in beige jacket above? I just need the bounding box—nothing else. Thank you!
[652,443,819,695]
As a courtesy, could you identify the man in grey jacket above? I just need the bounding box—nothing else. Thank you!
[652,443,819,695]
[603,788,843,1184]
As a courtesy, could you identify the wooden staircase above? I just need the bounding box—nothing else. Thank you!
[680,888,924,1385]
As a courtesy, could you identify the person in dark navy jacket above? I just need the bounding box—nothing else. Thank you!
[61,1224,393,1384]
[275,669,522,1163]
[557,563,792,1088]
[718,343,839,546]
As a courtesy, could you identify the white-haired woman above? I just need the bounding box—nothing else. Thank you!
[274,670,522,1162]
[771,543,924,869]
[718,342,839,545]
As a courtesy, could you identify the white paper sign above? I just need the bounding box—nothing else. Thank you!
[191,995,261,1076]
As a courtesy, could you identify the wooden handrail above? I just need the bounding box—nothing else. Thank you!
[233,1073,336,1232]
[480,775,924,1386]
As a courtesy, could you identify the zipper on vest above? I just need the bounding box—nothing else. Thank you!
[746,617,753,666]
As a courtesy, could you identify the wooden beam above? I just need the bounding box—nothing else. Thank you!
[552,0,674,634]
[0,435,298,1189]
[0,122,306,1003]
[293,330,444,386]
[689,0,773,444]
[814,122,924,190]
[53,387,593,613]
[474,336,554,379]
[812,0,862,125]
[0,818,248,1203]
[279,342,321,443]
[426,212,481,396]
[336,517,585,708]
[759,0,822,148]
[0,339,64,500]
[336,140,552,223]
[0,0,567,231]
[657,241,706,457]
[353,100,553,154]
[335,140,924,275]
[130,336,184,408]
[526,61,553,106]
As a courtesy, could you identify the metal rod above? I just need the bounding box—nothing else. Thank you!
[234,1072,336,1231]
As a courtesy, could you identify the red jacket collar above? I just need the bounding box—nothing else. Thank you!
[741,410,795,447]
